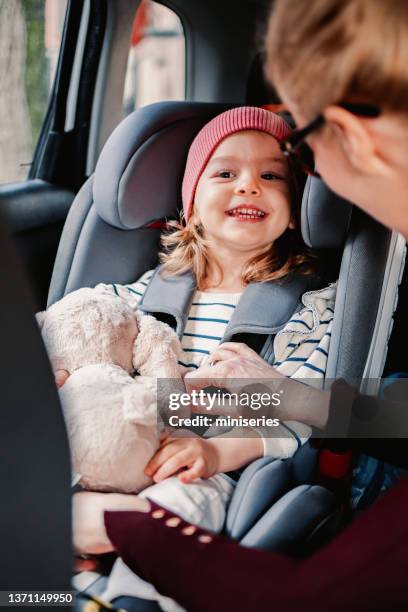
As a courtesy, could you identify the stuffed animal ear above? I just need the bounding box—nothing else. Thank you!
[35,310,47,330]
[122,384,157,426]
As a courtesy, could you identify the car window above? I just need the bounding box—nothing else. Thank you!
[123,0,185,116]
[0,0,67,184]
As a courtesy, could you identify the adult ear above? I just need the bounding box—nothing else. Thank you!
[323,105,385,175]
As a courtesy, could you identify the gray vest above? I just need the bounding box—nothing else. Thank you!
[138,266,316,365]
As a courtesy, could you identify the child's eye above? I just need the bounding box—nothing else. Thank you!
[217,170,235,179]
[262,172,284,181]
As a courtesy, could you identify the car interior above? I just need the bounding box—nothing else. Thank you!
[1,0,407,605]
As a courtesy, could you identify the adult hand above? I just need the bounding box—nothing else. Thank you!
[144,432,219,484]
[185,342,330,429]
[185,342,284,393]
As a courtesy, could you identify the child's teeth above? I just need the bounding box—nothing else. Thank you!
[230,208,265,217]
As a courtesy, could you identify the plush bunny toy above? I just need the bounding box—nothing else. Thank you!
[36,287,183,494]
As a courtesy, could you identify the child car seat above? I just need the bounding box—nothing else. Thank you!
[47,101,403,549]
[56,101,405,610]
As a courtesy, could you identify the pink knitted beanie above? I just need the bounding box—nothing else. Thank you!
[181,106,292,221]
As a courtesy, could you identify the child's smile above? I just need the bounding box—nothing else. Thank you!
[226,205,267,222]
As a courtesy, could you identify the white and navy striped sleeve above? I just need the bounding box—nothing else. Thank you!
[94,269,154,310]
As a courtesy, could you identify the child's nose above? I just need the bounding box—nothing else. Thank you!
[234,181,261,197]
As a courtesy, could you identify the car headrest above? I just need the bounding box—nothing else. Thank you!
[94,101,352,248]
[93,101,233,230]
[301,177,352,249]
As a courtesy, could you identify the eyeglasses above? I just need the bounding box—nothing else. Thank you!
[280,103,381,178]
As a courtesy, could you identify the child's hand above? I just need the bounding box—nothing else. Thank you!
[54,369,70,388]
[144,435,219,484]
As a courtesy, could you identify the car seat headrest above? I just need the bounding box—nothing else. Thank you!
[301,177,352,249]
[93,102,233,230]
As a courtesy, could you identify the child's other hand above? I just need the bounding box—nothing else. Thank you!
[73,491,150,556]
[54,369,70,388]
[144,435,219,484]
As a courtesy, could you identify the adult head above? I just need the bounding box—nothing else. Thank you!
[266,0,408,239]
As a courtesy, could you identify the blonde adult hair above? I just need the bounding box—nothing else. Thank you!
[159,161,316,291]
[266,0,408,121]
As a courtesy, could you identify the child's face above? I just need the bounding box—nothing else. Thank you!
[193,130,292,253]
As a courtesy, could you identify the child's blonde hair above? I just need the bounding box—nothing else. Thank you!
[266,0,408,121]
[159,161,316,290]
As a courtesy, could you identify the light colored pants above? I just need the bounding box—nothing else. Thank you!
[101,474,235,610]
[139,472,234,531]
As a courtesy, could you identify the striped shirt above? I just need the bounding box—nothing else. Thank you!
[105,270,241,371]
[96,270,336,460]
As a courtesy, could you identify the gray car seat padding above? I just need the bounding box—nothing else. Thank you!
[93,102,235,229]
[290,440,319,483]
[325,208,393,381]
[0,214,72,589]
[48,177,94,305]
[47,179,162,306]
[362,230,406,386]
[225,444,320,542]
[226,458,291,540]
[240,485,335,553]
[301,177,352,249]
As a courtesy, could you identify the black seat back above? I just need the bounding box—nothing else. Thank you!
[0,214,72,590]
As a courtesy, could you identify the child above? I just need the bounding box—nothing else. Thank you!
[72,106,335,607]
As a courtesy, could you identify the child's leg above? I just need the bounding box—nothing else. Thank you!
[138,474,235,532]
[100,476,235,609]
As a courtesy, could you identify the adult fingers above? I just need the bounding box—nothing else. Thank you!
[184,363,229,393]
[216,342,259,358]
[204,347,240,364]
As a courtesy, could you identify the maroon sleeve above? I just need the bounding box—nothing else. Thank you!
[104,501,294,611]
[105,477,408,612]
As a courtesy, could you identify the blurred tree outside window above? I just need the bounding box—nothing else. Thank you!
[0,0,66,184]
[123,0,185,116]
